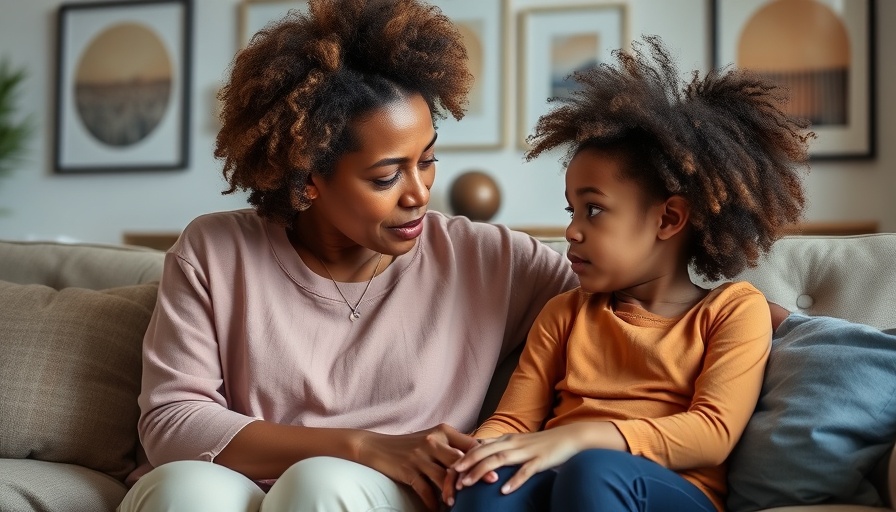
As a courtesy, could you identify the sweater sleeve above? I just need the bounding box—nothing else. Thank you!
[475,291,579,438]
[610,285,772,470]
[137,247,257,467]
[501,231,579,359]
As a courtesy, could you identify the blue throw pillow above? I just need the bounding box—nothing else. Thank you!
[726,314,896,512]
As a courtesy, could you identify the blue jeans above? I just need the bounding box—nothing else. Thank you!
[451,449,716,512]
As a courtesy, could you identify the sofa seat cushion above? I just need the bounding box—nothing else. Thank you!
[0,458,127,512]
[727,315,896,512]
[0,281,158,482]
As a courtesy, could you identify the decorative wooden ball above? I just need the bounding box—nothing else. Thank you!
[449,170,501,222]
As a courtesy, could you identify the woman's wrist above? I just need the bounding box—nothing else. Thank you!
[347,428,377,466]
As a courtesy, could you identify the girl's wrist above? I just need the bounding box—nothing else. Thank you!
[573,421,628,452]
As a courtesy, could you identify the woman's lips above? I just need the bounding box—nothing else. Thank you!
[389,217,424,240]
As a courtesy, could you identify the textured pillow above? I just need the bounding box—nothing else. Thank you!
[0,280,158,482]
[727,314,896,512]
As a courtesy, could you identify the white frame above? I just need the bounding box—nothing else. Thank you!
[517,3,628,149]
[713,0,875,159]
[239,0,307,48]
[54,0,192,173]
[430,0,507,150]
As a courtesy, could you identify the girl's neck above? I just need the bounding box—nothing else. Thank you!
[612,270,709,318]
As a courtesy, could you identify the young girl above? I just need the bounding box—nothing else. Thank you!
[447,36,812,511]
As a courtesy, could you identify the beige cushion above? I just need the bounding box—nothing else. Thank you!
[0,240,163,290]
[697,234,896,331]
[0,281,158,482]
[0,458,126,512]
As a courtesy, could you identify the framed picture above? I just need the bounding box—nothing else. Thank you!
[239,0,307,48]
[517,3,628,149]
[712,0,875,160]
[54,0,193,173]
[431,0,507,150]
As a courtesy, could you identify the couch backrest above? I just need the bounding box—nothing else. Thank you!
[0,240,165,290]
[539,233,896,331]
[700,234,896,331]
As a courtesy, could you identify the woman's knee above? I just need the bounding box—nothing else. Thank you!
[119,460,265,512]
[263,457,422,512]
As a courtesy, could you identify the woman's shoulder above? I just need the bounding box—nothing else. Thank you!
[181,208,262,234]
[424,210,559,256]
[173,208,270,258]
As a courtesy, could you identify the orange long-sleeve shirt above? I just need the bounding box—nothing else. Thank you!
[475,281,771,510]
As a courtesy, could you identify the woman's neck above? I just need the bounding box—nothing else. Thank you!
[286,220,389,282]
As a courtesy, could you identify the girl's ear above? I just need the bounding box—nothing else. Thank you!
[657,195,690,240]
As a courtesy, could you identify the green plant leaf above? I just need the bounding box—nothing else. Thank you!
[0,58,35,177]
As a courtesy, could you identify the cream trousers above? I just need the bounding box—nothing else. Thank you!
[118,457,425,512]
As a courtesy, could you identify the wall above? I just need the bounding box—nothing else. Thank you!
[0,0,892,244]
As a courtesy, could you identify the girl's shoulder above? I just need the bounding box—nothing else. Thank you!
[699,280,772,329]
[704,281,765,305]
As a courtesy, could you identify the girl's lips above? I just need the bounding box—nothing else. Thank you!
[389,217,424,240]
[568,253,589,273]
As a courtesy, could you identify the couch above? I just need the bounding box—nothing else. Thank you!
[1,234,894,512]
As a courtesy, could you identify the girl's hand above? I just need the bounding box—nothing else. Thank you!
[441,439,500,506]
[353,424,478,511]
[452,422,625,495]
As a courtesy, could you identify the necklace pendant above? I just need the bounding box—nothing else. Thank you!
[350,310,361,321]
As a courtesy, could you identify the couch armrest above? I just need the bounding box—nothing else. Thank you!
[888,443,895,507]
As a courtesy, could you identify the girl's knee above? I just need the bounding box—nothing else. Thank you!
[555,449,636,490]
[564,449,630,472]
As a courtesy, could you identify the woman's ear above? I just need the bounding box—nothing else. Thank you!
[656,195,690,240]
[306,175,321,201]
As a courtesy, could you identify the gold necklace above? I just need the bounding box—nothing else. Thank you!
[315,253,384,321]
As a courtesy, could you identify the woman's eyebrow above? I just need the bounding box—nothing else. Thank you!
[366,132,438,170]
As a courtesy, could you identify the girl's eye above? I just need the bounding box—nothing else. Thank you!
[587,205,603,217]
[564,206,574,218]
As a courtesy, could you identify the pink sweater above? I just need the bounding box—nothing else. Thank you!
[137,209,577,467]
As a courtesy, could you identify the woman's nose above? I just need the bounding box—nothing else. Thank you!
[400,168,430,208]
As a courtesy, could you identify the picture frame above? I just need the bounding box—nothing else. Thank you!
[712,0,875,160]
[54,0,193,173]
[517,3,628,149]
[239,0,307,48]
[430,0,507,150]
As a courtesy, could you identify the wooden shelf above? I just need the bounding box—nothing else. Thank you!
[779,220,878,236]
[122,232,181,251]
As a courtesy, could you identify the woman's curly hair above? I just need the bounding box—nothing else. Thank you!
[527,35,813,281]
[215,0,471,224]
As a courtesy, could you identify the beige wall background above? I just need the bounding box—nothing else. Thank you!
[0,0,892,244]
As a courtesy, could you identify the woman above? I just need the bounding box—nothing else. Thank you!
[118,1,577,510]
